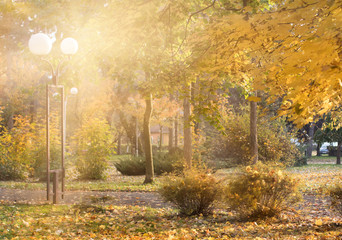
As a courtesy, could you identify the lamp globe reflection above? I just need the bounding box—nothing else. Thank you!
[61,38,78,55]
[28,33,52,55]
[29,33,78,56]
[70,87,78,95]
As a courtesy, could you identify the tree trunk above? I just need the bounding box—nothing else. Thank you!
[337,141,341,165]
[250,100,258,164]
[135,116,139,156]
[306,123,314,157]
[143,93,154,184]
[159,125,163,152]
[117,132,122,155]
[183,85,192,168]
[168,120,174,151]
[175,115,178,148]
[119,112,143,155]
[6,52,14,130]
[316,143,321,157]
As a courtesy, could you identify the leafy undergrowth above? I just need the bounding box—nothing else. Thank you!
[0,203,342,239]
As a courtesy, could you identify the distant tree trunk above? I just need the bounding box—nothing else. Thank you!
[119,112,143,155]
[159,125,163,152]
[337,141,341,165]
[135,116,139,156]
[306,123,314,157]
[117,132,122,155]
[175,115,178,147]
[250,100,258,164]
[168,120,174,151]
[143,93,154,184]
[6,52,14,130]
[192,80,200,136]
[183,85,192,168]
[316,143,321,157]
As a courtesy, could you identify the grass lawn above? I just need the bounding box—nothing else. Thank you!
[0,175,161,192]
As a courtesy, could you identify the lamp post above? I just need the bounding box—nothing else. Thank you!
[29,33,78,204]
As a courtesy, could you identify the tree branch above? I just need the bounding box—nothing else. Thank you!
[175,0,216,56]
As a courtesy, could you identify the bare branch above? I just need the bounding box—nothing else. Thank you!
[175,0,216,56]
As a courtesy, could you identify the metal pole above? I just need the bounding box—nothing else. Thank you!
[46,84,50,201]
[61,86,65,199]
[52,170,60,204]
[135,116,139,157]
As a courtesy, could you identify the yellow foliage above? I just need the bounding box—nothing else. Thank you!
[194,0,342,126]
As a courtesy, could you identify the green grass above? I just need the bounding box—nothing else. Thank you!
[66,176,161,192]
[0,175,161,192]
[309,155,333,159]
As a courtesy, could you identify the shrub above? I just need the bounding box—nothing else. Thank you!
[73,117,115,180]
[30,116,63,181]
[293,156,308,167]
[114,148,184,176]
[209,110,301,166]
[328,179,342,215]
[114,155,145,176]
[155,147,184,175]
[224,162,301,220]
[153,152,173,175]
[31,144,61,181]
[159,169,222,216]
[0,116,35,180]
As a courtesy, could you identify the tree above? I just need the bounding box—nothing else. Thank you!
[189,0,342,165]
[314,114,342,165]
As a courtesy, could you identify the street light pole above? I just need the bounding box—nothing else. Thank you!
[29,33,78,203]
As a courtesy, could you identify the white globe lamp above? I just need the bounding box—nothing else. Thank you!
[60,38,78,55]
[70,87,78,95]
[29,33,52,55]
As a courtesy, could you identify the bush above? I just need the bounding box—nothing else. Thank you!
[114,155,145,176]
[114,148,184,176]
[159,169,222,216]
[155,147,184,175]
[328,180,342,215]
[31,145,61,181]
[73,117,115,180]
[0,116,35,180]
[209,110,301,166]
[224,162,301,220]
[293,156,308,167]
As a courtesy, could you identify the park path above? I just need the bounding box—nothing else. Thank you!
[0,188,171,208]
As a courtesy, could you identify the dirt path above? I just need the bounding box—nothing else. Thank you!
[0,188,172,208]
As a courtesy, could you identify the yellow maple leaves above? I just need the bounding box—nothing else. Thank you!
[193,0,342,126]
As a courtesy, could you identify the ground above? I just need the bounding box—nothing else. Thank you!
[1,156,342,239]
